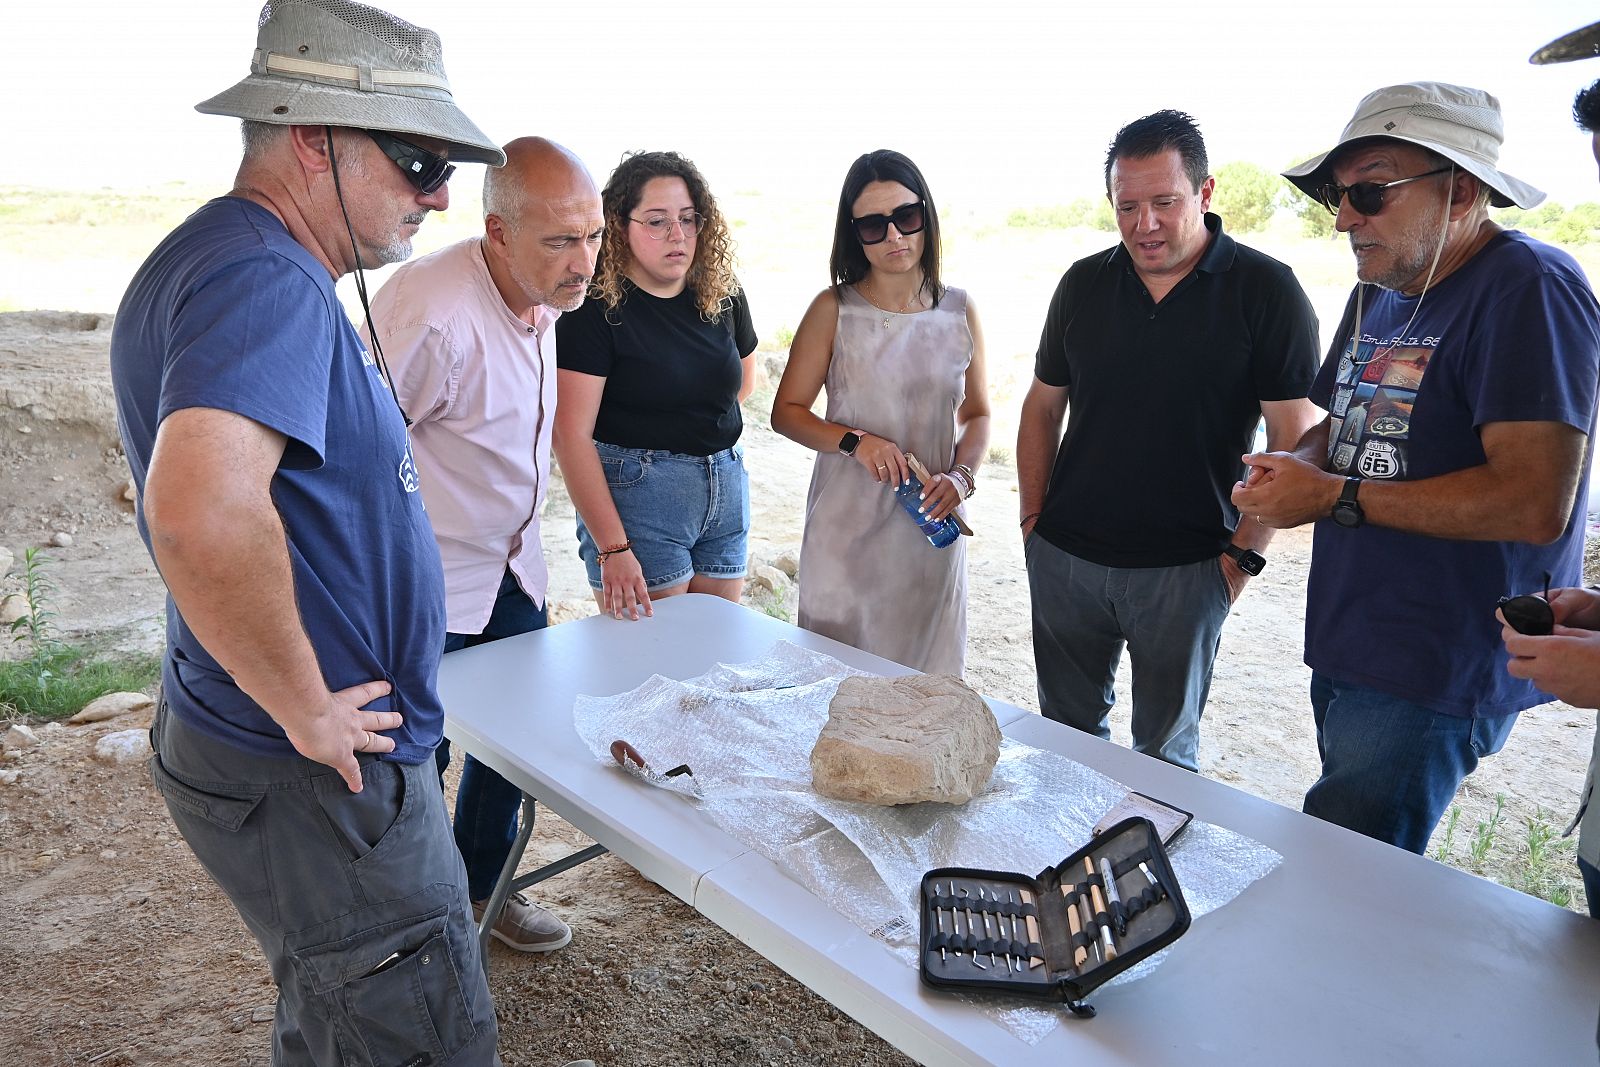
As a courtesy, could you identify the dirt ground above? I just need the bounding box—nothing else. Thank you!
[1,308,1594,1066]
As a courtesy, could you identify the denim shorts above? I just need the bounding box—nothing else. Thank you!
[577,440,750,590]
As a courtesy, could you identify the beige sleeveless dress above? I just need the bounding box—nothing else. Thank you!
[797,284,972,675]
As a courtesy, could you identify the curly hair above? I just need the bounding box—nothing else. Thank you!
[829,149,944,309]
[1576,79,1600,133]
[590,150,740,320]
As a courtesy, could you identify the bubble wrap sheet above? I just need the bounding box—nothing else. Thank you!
[573,641,1280,1044]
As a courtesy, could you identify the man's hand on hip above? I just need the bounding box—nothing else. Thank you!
[280,679,404,793]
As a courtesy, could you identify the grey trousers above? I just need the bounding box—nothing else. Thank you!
[149,703,500,1066]
[1025,536,1231,771]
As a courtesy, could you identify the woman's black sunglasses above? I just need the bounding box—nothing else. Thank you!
[1312,166,1452,217]
[851,201,927,245]
[367,129,455,195]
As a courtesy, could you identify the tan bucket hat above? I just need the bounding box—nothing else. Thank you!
[1531,21,1600,64]
[1282,81,1543,210]
[196,0,504,167]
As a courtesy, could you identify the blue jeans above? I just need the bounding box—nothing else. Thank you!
[436,568,547,902]
[1303,672,1518,854]
[1025,536,1231,772]
[577,441,749,590]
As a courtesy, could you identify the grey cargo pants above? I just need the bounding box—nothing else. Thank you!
[149,702,499,1066]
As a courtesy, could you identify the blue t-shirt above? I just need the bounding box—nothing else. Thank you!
[110,197,447,762]
[1307,230,1600,718]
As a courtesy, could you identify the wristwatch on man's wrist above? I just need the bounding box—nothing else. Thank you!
[1222,543,1267,576]
[838,429,866,456]
[1331,476,1364,529]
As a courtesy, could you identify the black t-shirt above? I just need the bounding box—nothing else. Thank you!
[556,282,757,456]
[1033,213,1319,568]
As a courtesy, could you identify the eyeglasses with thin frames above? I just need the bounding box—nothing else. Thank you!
[366,129,455,195]
[628,212,705,240]
[1313,166,1452,217]
[852,201,926,245]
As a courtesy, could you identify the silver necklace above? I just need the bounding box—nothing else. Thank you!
[861,277,923,328]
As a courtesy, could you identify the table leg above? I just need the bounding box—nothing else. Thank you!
[475,793,612,975]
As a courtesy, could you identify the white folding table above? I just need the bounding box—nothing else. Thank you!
[438,593,1600,1066]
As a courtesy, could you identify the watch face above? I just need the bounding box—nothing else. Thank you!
[1332,502,1361,528]
[839,431,862,456]
[1239,551,1265,576]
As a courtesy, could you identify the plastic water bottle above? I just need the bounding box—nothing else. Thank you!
[893,471,960,549]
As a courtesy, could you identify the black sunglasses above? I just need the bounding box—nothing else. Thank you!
[1498,572,1554,636]
[1313,166,1452,217]
[366,129,455,195]
[852,201,927,245]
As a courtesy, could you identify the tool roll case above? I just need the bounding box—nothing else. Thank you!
[918,816,1191,1017]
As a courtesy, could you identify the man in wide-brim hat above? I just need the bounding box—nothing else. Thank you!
[1233,81,1600,860]
[110,2,506,1061]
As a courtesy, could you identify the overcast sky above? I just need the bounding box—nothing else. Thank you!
[12,1,1600,207]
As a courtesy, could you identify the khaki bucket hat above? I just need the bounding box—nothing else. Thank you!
[1531,21,1600,64]
[1282,81,1543,210]
[196,0,504,167]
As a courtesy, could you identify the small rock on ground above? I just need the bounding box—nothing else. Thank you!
[4,724,40,751]
[68,691,154,725]
[91,729,152,765]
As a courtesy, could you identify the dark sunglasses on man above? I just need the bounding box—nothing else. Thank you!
[1498,572,1554,636]
[852,201,927,245]
[367,129,455,194]
[1313,166,1453,217]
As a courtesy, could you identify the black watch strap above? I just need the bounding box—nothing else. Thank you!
[1222,542,1267,576]
[1332,476,1364,528]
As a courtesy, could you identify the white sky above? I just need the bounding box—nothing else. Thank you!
[10,1,1600,206]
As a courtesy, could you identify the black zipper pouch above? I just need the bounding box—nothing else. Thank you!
[918,815,1191,1018]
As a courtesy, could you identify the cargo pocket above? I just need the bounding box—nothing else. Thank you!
[147,754,273,921]
[286,885,482,1066]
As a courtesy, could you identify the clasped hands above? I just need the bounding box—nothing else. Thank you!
[1229,450,1343,528]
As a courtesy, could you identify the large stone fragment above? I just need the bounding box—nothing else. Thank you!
[811,674,1000,805]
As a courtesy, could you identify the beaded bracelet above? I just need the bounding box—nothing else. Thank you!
[950,464,977,499]
[596,540,633,564]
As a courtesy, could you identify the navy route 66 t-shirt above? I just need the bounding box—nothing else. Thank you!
[1307,229,1600,718]
[110,197,447,763]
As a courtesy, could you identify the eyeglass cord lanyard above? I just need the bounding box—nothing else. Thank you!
[1347,165,1453,370]
[327,127,412,429]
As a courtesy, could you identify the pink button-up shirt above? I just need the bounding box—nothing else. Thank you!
[365,237,559,634]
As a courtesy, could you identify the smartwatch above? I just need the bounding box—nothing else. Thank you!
[1222,543,1267,576]
[838,429,865,456]
[1331,476,1364,529]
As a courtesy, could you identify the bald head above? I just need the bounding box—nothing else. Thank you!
[483,137,597,228]
[481,137,604,316]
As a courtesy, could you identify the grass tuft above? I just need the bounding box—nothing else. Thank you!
[0,643,161,721]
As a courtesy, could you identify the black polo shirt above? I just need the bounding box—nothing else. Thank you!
[1033,213,1319,568]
